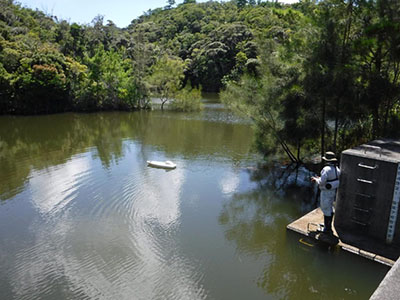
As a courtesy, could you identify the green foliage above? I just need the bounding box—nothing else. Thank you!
[166,0,175,10]
[237,0,248,9]
[74,46,139,111]
[129,1,257,92]
[1,0,400,163]
[147,54,185,110]
[170,85,203,112]
[221,67,303,162]
[0,0,311,115]
[223,0,400,162]
[0,0,142,114]
[0,38,75,113]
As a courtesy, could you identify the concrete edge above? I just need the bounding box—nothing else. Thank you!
[370,258,400,299]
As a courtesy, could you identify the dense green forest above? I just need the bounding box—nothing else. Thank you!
[1,0,399,160]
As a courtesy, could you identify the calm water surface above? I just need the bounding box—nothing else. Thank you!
[0,99,389,299]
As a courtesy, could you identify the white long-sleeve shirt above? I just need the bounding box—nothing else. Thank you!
[316,164,340,190]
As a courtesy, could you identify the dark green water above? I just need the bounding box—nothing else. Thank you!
[0,99,389,299]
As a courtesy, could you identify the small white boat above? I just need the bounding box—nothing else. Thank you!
[147,160,176,169]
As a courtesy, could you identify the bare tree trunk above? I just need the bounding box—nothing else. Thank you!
[333,0,353,152]
[321,96,326,158]
[297,140,301,162]
[279,140,297,163]
[333,97,339,153]
[161,99,167,111]
[373,44,383,138]
[383,98,391,136]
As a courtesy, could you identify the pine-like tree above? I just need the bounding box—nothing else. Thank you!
[237,0,247,9]
[166,0,175,9]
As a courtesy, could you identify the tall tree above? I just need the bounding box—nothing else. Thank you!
[146,55,185,111]
[237,0,247,9]
[165,0,175,9]
[354,0,400,138]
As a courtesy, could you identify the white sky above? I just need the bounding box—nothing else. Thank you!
[18,0,299,28]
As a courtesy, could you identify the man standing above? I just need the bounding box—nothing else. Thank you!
[311,151,340,234]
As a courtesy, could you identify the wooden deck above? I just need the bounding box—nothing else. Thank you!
[287,208,395,267]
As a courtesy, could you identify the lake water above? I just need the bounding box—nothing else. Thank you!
[0,98,389,299]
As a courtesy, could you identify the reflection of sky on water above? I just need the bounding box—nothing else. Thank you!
[0,109,389,300]
[10,147,206,300]
[29,154,91,215]
[219,170,240,195]
[137,165,184,227]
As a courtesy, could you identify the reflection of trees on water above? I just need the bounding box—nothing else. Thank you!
[0,111,254,201]
[218,175,313,297]
[248,163,316,206]
[218,164,376,299]
[0,113,127,200]
[219,164,315,252]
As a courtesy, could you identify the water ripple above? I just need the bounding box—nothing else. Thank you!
[8,153,206,300]
[29,154,92,217]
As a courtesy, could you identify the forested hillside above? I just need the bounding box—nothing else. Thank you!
[0,0,301,114]
[1,0,399,160]
[0,0,145,114]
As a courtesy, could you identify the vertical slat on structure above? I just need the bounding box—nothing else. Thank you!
[386,163,400,244]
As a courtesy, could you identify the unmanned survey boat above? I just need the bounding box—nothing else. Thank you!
[147,160,176,169]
